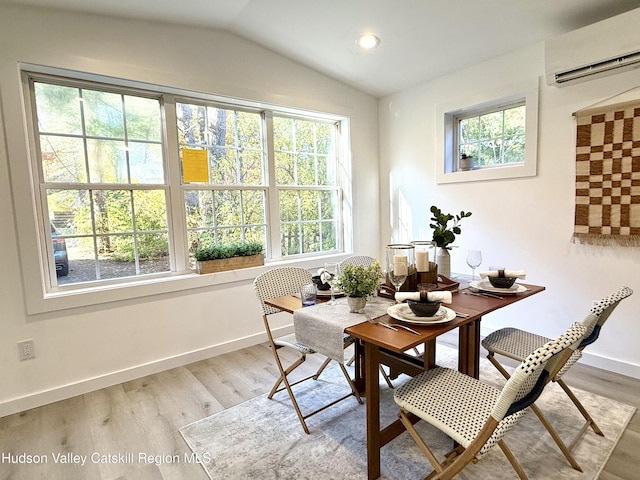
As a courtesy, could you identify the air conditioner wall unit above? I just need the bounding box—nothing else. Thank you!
[545,8,640,86]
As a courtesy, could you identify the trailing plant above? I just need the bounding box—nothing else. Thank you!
[336,261,383,298]
[195,240,264,262]
[429,205,472,250]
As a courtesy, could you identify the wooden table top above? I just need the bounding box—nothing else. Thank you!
[265,283,545,354]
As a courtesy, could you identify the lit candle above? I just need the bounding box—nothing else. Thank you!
[416,251,429,272]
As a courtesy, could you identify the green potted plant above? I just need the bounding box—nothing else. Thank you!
[429,206,472,277]
[195,240,264,274]
[336,260,383,313]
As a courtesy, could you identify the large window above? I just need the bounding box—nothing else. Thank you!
[177,102,268,257]
[273,115,340,256]
[26,72,347,291]
[33,81,169,286]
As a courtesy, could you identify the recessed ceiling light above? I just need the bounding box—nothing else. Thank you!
[356,33,381,50]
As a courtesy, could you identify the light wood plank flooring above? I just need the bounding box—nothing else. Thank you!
[1,338,638,480]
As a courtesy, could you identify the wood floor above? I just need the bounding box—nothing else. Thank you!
[1,337,638,480]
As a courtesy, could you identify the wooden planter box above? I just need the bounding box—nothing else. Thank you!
[196,254,264,274]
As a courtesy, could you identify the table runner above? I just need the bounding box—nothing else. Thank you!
[293,297,393,362]
[574,99,640,246]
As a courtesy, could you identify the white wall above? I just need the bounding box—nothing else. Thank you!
[0,5,379,416]
[379,43,640,378]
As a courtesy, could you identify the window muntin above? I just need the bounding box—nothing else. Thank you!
[455,103,525,170]
[274,116,340,256]
[32,79,170,286]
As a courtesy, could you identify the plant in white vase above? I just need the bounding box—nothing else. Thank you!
[429,205,472,278]
[336,261,383,313]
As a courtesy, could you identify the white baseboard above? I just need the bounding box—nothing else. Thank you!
[480,326,640,380]
[0,328,288,418]
[4,323,637,418]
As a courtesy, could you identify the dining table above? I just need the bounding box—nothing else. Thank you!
[265,281,545,480]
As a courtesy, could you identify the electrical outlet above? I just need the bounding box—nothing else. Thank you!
[18,340,35,360]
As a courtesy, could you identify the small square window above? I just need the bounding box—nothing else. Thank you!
[455,103,525,171]
[436,80,539,184]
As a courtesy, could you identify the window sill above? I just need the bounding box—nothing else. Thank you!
[31,254,351,315]
[436,162,535,184]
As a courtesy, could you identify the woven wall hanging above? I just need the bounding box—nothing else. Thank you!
[573,99,640,246]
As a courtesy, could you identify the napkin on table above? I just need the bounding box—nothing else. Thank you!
[479,269,526,279]
[395,291,452,304]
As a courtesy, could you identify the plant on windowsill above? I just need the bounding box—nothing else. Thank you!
[429,205,472,278]
[459,153,474,171]
[336,260,383,313]
[195,240,264,274]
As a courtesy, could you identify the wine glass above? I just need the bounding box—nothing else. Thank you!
[466,250,482,280]
[323,262,340,305]
[388,261,407,296]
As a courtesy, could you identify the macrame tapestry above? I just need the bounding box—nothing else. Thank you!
[573,99,640,246]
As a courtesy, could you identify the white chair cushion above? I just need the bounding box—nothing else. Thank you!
[482,327,583,379]
[482,327,550,361]
[394,367,526,457]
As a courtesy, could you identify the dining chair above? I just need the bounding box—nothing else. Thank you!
[253,266,363,434]
[394,322,587,480]
[340,255,395,389]
[481,285,633,470]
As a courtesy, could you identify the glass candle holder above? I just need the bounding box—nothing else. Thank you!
[410,240,432,272]
[385,244,416,291]
[411,240,438,284]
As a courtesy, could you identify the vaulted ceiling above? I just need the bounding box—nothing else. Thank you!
[2,0,640,96]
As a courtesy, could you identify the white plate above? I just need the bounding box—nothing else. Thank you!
[470,280,527,294]
[387,304,456,325]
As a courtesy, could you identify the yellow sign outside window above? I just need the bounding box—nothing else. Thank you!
[182,148,209,183]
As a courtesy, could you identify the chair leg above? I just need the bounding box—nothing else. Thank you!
[313,357,332,380]
[268,354,306,398]
[267,349,312,434]
[380,365,394,388]
[487,352,585,471]
[530,404,582,472]
[556,378,604,437]
[338,362,363,404]
[487,352,512,380]
[346,351,393,388]
[398,410,443,474]
[497,439,528,480]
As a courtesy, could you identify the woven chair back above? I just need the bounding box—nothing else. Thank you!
[253,267,312,316]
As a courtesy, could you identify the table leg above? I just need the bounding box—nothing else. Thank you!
[458,317,481,378]
[423,339,436,370]
[353,339,366,393]
[364,341,381,480]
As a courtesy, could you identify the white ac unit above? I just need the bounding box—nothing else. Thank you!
[545,8,640,86]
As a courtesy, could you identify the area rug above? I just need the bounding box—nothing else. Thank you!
[180,345,635,480]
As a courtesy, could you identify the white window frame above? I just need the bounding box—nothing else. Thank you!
[16,66,352,314]
[435,79,539,184]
